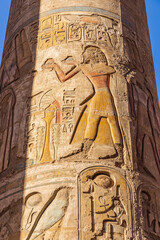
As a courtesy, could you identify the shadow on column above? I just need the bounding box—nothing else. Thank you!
[0,0,40,239]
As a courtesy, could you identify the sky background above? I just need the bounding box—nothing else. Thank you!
[0,0,160,103]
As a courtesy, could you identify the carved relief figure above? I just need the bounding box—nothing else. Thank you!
[126,38,143,73]
[0,89,15,173]
[78,167,132,240]
[43,46,122,159]
[0,40,19,89]
[21,188,70,240]
[139,188,160,238]
[131,83,160,179]
[15,29,32,72]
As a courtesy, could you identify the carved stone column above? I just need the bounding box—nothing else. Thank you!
[0,0,160,239]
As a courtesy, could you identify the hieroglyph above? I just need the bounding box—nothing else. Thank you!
[0,89,15,173]
[78,167,133,240]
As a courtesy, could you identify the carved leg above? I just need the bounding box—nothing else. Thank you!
[84,113,100,140]
[107,114,121,145]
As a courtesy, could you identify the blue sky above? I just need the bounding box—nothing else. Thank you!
[0,0,160,102]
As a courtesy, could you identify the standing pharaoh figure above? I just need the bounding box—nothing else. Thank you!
[43,46,122,158]
[0,0,159,240]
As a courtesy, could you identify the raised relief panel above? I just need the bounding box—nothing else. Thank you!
[78,167,133,240]
[138,186,160,239]
[0,185,71,240]
[21,188,70,240]
[42,46,122,161]
[0,89,15,173]
[70,46,122,159]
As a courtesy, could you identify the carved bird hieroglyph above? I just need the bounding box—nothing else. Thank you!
[25,188,69,240]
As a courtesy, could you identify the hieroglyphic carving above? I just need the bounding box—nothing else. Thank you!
[39,30,53,50]
[40,100,61,163]
[0,187,70,240]
[68,24,82,41]
[97,25,111,45]
[132,85,160,179]
[22,93,42,163]
[38,14,118,49]
[21,188,70,240]
[15,29,32,70]
[126,38,143,73]
[9,0,28,23]
[78,167,133,240]
[16,92,42,165]
[0,89,15,173]
[23,115,36,165]
[29,21,39,51]
[0,39,19,89]
[40,104,56,163]
[138,186,160,238]
[53,16,67,45]
[24,192,43,231]
[41,16,53,31]
[108,24,119,48]
[39,16,53,50]
[84,25,97,41]
[43,46,122,159]
[62,89,76,134]
[36,127,45,162]
[38,90,61,163]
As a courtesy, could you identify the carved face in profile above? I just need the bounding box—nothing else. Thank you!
[93,174,113,189]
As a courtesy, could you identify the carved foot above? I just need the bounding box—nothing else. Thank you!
[88,143,117,159]
[81,138,94,158]
[114,143,123,165]
[59,143,83,159]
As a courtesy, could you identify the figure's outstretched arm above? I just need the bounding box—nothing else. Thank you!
[47,63,80,82]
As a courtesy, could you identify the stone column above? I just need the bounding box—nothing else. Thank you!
[0,0,160,239]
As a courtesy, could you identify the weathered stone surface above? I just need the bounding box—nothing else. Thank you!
[0,0,160,239]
